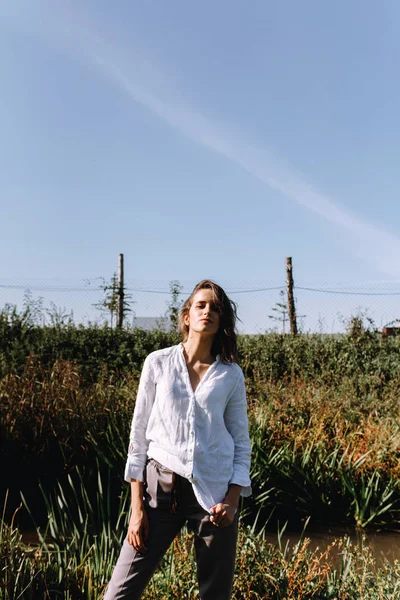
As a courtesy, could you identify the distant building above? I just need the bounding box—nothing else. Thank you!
[131,316,170,331]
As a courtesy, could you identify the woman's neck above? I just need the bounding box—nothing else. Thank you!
[182,333,214,364]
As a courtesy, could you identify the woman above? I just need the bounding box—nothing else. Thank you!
[104,280,252,600]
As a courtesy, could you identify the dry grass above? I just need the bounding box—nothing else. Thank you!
[250,378,400,479]
[1,357,400,529]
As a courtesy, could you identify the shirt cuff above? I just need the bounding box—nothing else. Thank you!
[229,472,252,497]
[239,485,252,498]
[124,460,146,483]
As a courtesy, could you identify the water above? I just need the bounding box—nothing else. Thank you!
[263,526,400,566]
[21,526,400,566]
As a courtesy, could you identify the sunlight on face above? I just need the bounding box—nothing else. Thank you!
[184,289,220,336]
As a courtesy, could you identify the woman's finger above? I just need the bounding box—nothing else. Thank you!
[128,531,136,547]
[128,530,146,553]
[212,514,225,526]
[133,535,143,552]
[213,518,230,527]
[216,510,227,523]
[210,503,223,516]
[136,531,148,553]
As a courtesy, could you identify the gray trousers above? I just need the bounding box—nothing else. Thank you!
[104,458,239,600]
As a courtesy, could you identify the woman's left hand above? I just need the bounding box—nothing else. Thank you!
[209,503,237,527]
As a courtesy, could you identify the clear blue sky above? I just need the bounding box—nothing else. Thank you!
[1,1,400,331]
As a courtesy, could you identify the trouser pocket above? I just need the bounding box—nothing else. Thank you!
[144,458,175,510]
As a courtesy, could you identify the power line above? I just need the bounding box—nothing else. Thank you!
[1,283,400,296]
[0,284,101,292]
[296,286,400,296]
[0,284,286,294]
[228,287,285,294]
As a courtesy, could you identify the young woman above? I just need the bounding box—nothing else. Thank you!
[104,280,252,600]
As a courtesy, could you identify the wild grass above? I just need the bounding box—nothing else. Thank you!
[2,343,400,530]
[249,378,400,528]
[2,473,400,600]
[3,310,400,595]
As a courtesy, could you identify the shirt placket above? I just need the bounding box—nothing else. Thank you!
[180,361,197,481]
[178,345,219,482]
[188,390,196,480]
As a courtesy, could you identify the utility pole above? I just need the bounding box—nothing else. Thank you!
[286,257,298,335]
[117,253,124,328]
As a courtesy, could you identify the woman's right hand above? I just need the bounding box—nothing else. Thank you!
[127,505,149,553]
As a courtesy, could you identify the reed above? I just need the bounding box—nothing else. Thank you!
[2,473,400,599]
[248,377,400,528]
[2,351,400,530]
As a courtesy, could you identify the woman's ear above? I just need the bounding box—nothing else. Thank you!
[183,311,190,327]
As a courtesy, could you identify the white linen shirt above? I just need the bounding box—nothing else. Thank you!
[124,343,252,512]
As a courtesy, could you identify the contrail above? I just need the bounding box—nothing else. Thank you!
[3,0,400,276]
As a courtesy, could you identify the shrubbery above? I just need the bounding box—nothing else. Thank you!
[2,303,400,387]
[2,304,400,597]
[1,309,400,530]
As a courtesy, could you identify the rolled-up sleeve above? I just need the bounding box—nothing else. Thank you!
[124,355,156,483]
[224,368,252,497]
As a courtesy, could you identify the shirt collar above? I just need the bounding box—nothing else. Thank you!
[178,342,220,364]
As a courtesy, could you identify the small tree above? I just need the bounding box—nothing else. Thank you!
[45,301,74,327]
[166,280,183,331]
[92,273,133,328]
[338,309,375,340]
[269,290,306,334]
[22,289,45,326]
[268,290,289,334]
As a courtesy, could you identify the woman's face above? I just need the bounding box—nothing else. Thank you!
[184,288,220,337]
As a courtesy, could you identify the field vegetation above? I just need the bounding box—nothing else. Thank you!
[1,303,400,598]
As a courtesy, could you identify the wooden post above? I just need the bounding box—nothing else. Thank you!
[286,257,298,335]
[117,253,124,328]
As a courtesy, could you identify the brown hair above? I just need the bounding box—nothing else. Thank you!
[179,279,238,363]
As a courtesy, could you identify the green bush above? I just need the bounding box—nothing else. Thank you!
[2,302,400,387]
[2,306,400,530]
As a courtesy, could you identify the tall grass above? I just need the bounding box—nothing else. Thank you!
[248,378,400,528]
[3,314,400,595]
[2,342,400,530]
[1,356,134,525]
[2,472,400,600]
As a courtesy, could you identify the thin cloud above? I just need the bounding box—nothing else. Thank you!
[80,50,400,278]
[4,1,400,277]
